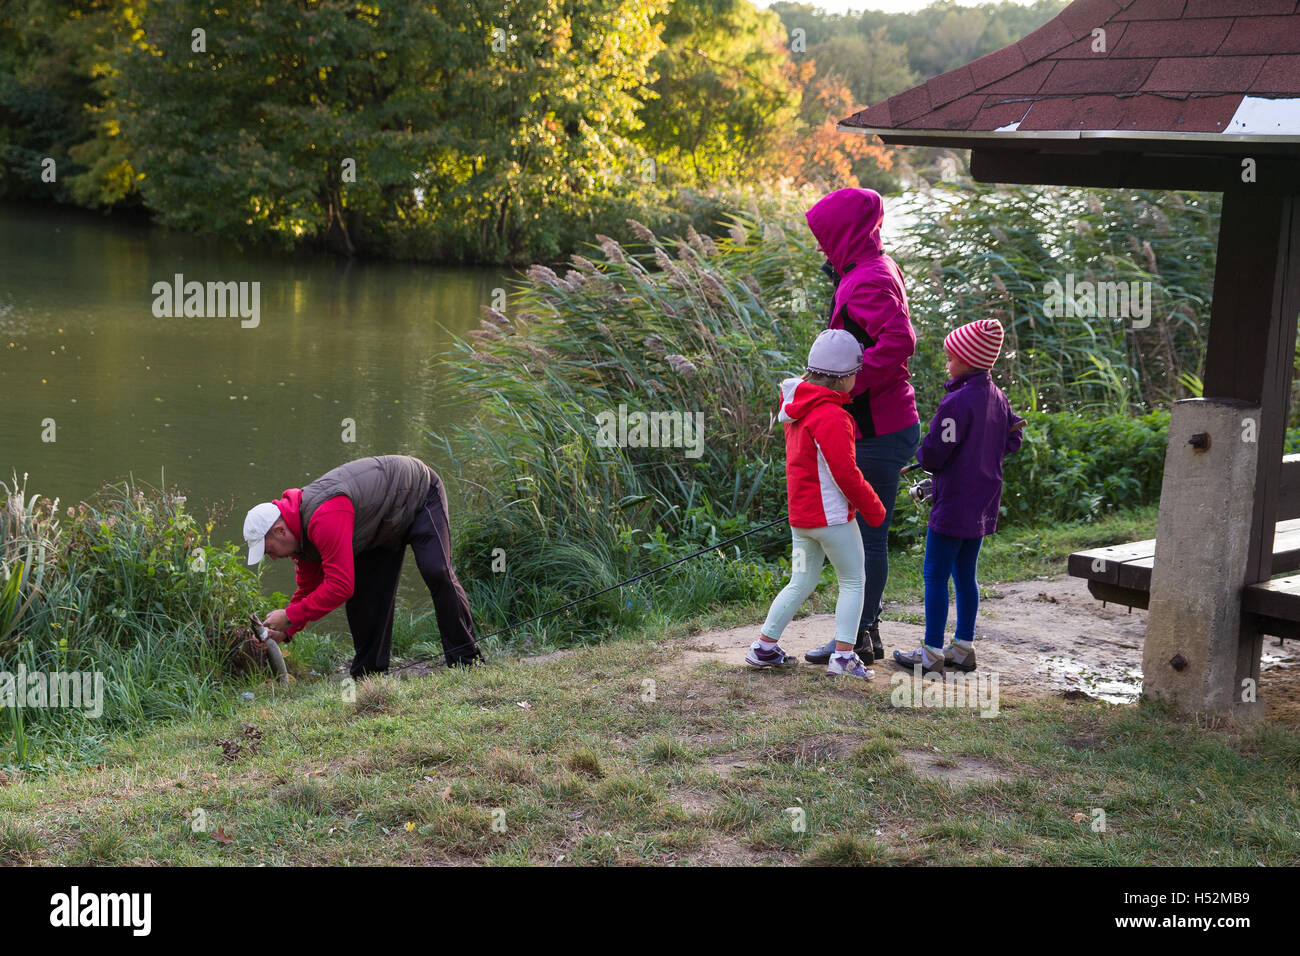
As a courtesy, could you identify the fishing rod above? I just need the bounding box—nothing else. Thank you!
[394,513,793,669]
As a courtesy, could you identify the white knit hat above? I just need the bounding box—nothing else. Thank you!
[806,328,863,377]
[944,319,1004,370]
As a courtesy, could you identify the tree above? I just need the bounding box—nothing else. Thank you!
[634,0,800,185]
[0,0,138,205]
[114,0,666,261]
[809,27,918,109]
[778,67,896,192]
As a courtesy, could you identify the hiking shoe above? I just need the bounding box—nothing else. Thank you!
[944,641,977,672]
[804,631,873,665]
[826,651,874,680]
[893,645,945,675]
[747,640,794,667]
[864,621,884,661]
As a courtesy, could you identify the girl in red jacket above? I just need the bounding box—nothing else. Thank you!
[749,329,888,679]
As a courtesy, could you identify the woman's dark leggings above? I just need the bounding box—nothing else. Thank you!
[854,421,922,631]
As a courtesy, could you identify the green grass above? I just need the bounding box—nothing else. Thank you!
[2,622,1294,866]
[3,503,1296,866]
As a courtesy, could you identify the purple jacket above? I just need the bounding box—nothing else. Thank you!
[917,370,1025,539]
[806,188,919,440]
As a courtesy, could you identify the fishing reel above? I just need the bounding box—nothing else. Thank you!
[900,462,933,507]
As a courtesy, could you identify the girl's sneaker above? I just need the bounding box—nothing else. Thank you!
[826,650,874,680]
[945,640,977,672]
[892,644,945,674]
[746,640,794,667]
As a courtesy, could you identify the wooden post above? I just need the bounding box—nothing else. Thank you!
[1197,191,1300,713]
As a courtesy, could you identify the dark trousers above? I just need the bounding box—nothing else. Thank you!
[854,421,922,630]
[345,473,481,676]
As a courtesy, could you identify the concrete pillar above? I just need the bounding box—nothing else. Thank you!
[1143,398,1264,720]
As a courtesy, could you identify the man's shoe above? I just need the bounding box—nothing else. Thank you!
[893,645,945,675]
[944,641,977,672]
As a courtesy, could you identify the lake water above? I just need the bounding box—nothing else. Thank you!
[0,202,509,621]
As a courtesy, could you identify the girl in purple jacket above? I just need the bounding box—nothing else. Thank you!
[893,319,1024,674]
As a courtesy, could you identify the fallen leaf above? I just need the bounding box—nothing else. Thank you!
[212,826,233,845]
[1071,812,1088,823]
[438,786,453,801]
[203,773,218,780]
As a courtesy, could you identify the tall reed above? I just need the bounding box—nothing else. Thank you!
[895,184,1218,416]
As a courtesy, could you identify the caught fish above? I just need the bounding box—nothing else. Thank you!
[249,612,289,686]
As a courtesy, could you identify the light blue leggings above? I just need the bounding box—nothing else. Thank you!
[761,522,865,647]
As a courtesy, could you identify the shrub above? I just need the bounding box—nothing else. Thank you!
[0,476,264,767]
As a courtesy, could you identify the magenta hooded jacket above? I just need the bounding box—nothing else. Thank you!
[805,188,919,440]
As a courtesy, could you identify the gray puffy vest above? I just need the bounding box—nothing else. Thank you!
[298,455,432,561]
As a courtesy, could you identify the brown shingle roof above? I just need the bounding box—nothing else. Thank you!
[841,0,1300,142]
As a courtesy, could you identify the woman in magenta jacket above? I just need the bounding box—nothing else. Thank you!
[802,187,920,667]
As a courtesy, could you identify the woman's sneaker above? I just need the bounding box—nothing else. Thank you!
[747,640,794,667]
[945,640,977,672]
[892,644,945,674]
[826,650,874,680]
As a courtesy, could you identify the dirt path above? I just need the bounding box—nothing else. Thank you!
[661,575,1300,721]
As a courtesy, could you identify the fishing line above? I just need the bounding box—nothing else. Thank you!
[394,514,791,670]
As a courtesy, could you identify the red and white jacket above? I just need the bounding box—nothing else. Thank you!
[778,378,887,529]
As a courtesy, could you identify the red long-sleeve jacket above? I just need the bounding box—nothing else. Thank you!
[779,378,887,529]
[272,488,357,639]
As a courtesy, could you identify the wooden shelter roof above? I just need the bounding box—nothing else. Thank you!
[840,0,1300,153]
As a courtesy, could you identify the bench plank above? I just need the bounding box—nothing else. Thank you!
[1242,575,1300,619]
[1067,539,1156,583]
[1068,518,1300,595]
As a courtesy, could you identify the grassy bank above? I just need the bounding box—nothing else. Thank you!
[13,504,1295,867]
[3,606,1295,865]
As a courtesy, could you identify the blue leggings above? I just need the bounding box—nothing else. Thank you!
[923,529,983,649]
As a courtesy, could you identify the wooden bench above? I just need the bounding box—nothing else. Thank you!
[1068,455,1300,639]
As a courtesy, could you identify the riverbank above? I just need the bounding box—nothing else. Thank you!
[4,590,1296,866]
[5,505,1297,865]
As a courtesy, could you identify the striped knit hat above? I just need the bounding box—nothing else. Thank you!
[944,319,1004,371]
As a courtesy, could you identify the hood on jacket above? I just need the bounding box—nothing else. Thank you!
[778,377,849,423]
[805,188,885,277]
[274,488,305,542]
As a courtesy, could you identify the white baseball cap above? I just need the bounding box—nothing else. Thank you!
[243,502,282,565]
